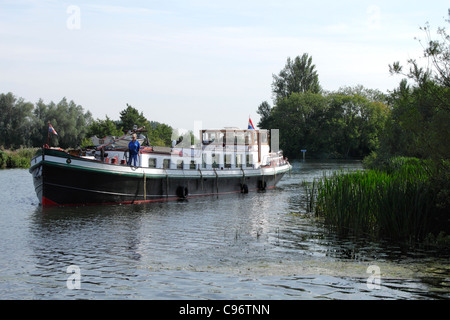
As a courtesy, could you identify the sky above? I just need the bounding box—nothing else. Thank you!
[1,0,449,131]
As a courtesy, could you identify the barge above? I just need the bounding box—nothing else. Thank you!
[29,127,291,207]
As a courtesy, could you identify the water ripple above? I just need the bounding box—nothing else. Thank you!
[0,164,449,299]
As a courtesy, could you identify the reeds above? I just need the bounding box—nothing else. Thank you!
[305,157,438,242]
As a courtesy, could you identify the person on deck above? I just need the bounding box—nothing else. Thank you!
[127,133,141,167]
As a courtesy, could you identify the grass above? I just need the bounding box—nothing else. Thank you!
[304,157,445,243]
[0,147,39,169]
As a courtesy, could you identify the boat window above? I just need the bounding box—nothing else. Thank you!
[235,131,245,145]
[245,131,256,145]
[148,158,156,168]
[246,154,253,167]
[236,154,242,168]
[190,160,196,169]
[202,153,207,168]
[202,131,215,144]
[225,131,235,146]
[177,160,184,169]
[212,153,219,168]
[260,132,268,144]
[224,154,232,168]
[163,159,170,169]
[217,132,225,145]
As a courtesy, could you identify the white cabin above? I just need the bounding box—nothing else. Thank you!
[91,128,286,170]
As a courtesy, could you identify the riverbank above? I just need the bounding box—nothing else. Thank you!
[304,157,450,246]
[0,147,38,169]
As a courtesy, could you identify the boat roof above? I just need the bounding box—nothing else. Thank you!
[202,128,267,132]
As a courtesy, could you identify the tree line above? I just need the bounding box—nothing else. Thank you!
[0,95,174,150]
[257,54,389,159]
[258,11,450,231]
[257,12,449,165]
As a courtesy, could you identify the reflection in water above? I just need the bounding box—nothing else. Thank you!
[0,162,449,299]
[28,205,147,298]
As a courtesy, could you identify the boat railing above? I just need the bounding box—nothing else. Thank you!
[264,151,289,167]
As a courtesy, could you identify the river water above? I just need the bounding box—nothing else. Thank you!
[0,160,449,300]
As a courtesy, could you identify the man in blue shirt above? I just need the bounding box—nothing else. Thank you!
[127,133,141,167]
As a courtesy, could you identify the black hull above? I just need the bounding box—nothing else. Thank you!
[30,150,290,207]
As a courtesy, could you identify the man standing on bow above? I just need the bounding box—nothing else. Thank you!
[127,133,141,167]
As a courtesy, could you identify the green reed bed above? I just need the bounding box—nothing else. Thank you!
[304,158,438,242]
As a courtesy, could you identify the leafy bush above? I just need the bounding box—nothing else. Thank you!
[0,150,7,169]
[0,147,38,169]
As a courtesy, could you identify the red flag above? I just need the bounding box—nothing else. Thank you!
[248,117,255,130]
[48,123,58,135]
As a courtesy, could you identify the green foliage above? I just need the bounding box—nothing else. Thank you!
[79,138,93,148]
[428,160,450,220]
[380,12,450,164]
[0,93,34,149]
[147,123,173,147]
[0,147,38,169]
[6,153,29,168]
[257,51,388,159]
[261,87,388,159]
[0,150,6,169]
[116,104,173,147]
[119,104,148,131]
[272,53,321,103]
[87,116,124,138]
[0,93,93,149]
[0,93,174,152]
[377,80,450,162]
[55,99,93,148]
[256,101,272,129]
[280,13,450,244]
[325,13,450,244]
[31,97,93,149]
[270,92,328,157]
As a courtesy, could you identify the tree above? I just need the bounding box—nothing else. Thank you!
[259,87,388,159]
[272,53,321,103]
[0,92,34,149]
[55,98,93,148]
[148,123,173,146]
[87,116,124,138]
[365,11,450,225]
[257,52,388,159]
[256,101,272,128]
[0,93,175,149]
[269,92,328,158]
[118,104,173,146]
[386,11,450,162]
[420,11,450,88]
[31,97,92,148]
[119,104,148,131]
[326,92,388,158]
